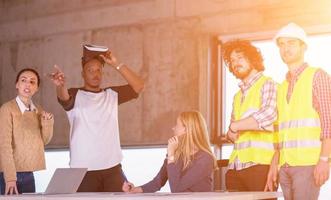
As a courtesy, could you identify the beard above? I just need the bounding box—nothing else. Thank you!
[232,66,252,80]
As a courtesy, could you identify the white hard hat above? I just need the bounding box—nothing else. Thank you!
[274,22,308,45]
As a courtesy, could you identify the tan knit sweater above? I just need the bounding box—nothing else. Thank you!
[0,99,54,182]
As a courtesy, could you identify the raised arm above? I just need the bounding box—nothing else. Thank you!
[100,52,144,94]
[48,65,70,101]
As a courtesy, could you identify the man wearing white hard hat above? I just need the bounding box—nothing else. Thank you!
[272,22,331,200]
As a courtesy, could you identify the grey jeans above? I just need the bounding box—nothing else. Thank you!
[279,165,320,200]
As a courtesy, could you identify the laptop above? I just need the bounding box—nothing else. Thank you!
[31,168,87,195]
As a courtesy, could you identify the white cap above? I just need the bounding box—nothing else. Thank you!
[274,22,308,45]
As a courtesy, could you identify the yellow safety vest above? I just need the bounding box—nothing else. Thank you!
[229,75,276,165]
[277,67,321,166]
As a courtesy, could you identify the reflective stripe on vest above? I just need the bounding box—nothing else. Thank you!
[278,139,321,149]
[279,119,320,130]
[277,67,321,166]
[235,140,275,150]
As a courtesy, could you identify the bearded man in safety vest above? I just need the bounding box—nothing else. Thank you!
[222,39,278,192]
[273,22,331,200]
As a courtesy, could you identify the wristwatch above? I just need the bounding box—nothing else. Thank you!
[167,155,175,162]
[319,156,329,162]
[116,63,124,70]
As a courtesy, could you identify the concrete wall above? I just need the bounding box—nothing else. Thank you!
[1,0,331,147]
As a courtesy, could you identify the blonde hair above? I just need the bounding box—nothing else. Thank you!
[174,110,217,171]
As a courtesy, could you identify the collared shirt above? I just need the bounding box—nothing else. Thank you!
[15,96,37,114]
[286,63,331,139]
[229,72,277,170]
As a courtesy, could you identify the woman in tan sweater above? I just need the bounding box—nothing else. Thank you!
[0,68,54,195]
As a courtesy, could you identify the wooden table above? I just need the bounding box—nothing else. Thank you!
[0,191,282,200]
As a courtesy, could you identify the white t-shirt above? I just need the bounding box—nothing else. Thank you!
[67,89,122,171]
[58,85,138,171]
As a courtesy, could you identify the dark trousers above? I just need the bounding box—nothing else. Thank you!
[226,165,270,191]
[77,164,126,192]
[0,172,35,195]
[226,165,277,200]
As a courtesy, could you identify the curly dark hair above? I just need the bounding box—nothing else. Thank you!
[222,40,264,73]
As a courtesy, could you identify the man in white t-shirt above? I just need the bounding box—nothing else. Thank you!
[49,44,144,192]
